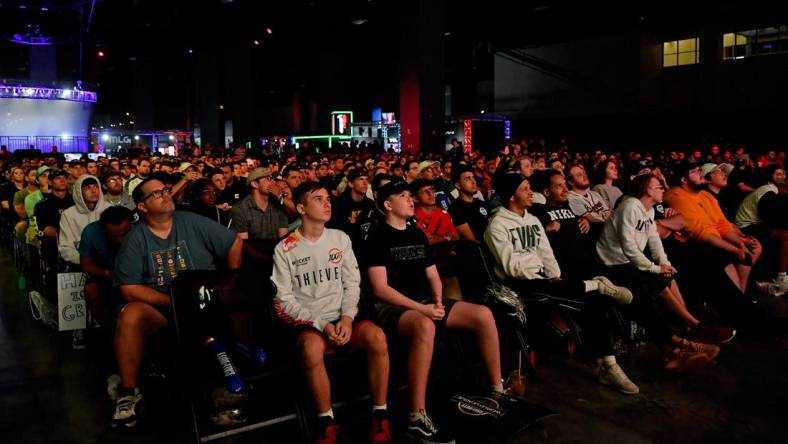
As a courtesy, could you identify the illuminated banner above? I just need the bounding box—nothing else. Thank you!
[0,86,97,103]
[463,119,473,153]
[331,111,354,135]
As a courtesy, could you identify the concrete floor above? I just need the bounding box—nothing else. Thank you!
[1,248,787,444]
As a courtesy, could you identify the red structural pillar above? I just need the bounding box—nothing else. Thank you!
[400,68,420,154]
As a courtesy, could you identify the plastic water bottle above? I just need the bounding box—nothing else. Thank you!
[205,337,246,393]
[233,340,269,368]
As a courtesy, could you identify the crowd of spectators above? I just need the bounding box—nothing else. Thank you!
[0,139,785,444]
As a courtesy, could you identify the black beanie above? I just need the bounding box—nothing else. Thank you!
[497,173,527,207]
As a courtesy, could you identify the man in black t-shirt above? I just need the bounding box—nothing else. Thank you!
[34,169,74,239]
[328,168,374,249]
[366,180,502,444]
[219,164,247,206]
[529,169,596,281]
[449,164,489,243]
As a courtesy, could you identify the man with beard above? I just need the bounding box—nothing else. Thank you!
[664,163,769,333]
[124,158,151,195]
[103,170,135,209]
[566,164,611,232]
[220,164,248,206]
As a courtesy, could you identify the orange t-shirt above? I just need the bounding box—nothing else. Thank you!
[663,187,735,241]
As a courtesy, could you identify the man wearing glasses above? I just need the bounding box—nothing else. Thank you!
[112,177,243,428]
[103,170,135,209]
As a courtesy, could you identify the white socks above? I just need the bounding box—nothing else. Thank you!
[372,404,387,412]
[318,408,334,419]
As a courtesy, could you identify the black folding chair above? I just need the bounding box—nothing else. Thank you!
[171,270,309,443]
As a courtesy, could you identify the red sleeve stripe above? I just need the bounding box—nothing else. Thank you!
[273,300,313,326]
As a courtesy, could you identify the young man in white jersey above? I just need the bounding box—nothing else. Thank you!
[271,181,391,444]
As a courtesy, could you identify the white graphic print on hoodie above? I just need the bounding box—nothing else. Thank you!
[483,206,561,282]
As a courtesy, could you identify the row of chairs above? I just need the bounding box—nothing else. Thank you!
[167,239,615,443]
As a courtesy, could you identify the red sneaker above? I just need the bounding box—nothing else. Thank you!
[315,416,339,444]
[370,410,392,444]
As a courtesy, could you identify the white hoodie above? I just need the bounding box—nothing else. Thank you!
[59,175,111,265]
[484,206,560,281]
[596,196,670,273]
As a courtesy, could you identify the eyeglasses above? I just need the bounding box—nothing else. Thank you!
[140,187,172,202]
[200,190,218,196]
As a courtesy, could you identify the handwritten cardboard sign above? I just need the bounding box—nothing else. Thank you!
[57,272,87,331]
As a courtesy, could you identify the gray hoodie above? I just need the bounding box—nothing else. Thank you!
[58,175,111,264]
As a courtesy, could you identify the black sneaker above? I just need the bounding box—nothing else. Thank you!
[407,410,455,444]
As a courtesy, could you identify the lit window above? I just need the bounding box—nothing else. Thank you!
[723,26,788,60]
[663,38,699,67]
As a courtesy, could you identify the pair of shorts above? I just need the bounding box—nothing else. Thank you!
[114,301,175,326]
[374,298,457,336]
[282,318,377,354]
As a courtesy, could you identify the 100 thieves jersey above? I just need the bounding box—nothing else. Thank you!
[271,228,361,331]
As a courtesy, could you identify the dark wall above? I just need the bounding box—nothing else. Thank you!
[495,27,788,150]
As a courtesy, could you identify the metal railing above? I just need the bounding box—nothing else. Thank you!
[0,136,90,153]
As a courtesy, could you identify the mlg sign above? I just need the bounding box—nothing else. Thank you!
[107,135,133,145]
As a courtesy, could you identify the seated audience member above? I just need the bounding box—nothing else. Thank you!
[355,173,394,246]
[734,165,787,295]
[449,164,490,244]
[271,182,391,444]
[592,159,624,209]
[367,181,502,444]
[487,173,642,392]
[12,167,39,236]
[112,177,243,428]
[208,168,231,210]
[59,175,111,266]
[220,163,248,206]
[278,165,303,222]
[178,178,230,226]
[411,179,459,245]
[328,168,374,248]
[124,158,151,195]
[34,169,75,239]
[79,206,134,326]
[664,163,761,296]
[103,170,136,209]
[230,167,289,257]
[0,166,25,214]
[701,162,735,219]
[23,167,50,245]
[596,174,735,344]
[566,164,611,227]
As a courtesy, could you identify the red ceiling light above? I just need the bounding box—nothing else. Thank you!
[97,50,105,58]
[266,28,273,35]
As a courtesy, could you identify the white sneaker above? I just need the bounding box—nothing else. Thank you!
[112,389,143,428]
[776,275,788,292]
[107,374,121,401]
[592,276,633,305]
[598,362,639,395]
[757,281,785,297]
